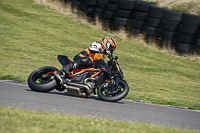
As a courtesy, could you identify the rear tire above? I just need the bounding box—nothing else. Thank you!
[28,66,59,92]
[97,80,129,102]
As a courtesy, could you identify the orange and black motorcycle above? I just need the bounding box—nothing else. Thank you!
[28,54,129,102]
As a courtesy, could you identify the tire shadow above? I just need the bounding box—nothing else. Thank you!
[25,89,125,104]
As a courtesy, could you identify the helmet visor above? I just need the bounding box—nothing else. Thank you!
[109,46,115,53]
[106,41,111,49]
[106,41,115,53]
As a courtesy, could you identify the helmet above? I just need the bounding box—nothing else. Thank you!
[101,36,117,53]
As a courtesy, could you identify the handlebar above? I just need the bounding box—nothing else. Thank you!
[108,54,118,61]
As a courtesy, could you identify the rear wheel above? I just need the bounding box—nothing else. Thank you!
[97,80,129,102]
[28,66,59,92]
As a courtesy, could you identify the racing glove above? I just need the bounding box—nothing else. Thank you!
[103,49,112,59]
[103,49,111,56]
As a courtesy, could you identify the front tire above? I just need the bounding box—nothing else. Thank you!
[28,66,59,92]
[97,80,129,102]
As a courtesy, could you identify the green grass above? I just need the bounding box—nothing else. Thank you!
[1,106,199,133]
[0,0,200,110]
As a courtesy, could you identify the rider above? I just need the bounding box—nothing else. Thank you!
[62,36,117,75]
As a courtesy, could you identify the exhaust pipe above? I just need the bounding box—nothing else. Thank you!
[66,82,90,92]
[66,78,96,94]
[53,71,67,87]
[84,78,96,91]
[54,71,96,97]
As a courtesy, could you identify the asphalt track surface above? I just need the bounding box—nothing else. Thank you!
[0,80,199,130]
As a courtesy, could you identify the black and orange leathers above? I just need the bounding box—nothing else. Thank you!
[73,48,105,69]
[74,48,105,62]
[62,42,106,75]
[73,41,106,68]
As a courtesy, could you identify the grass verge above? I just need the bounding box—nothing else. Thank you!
[0,0,200,110]
[0,106,199,133]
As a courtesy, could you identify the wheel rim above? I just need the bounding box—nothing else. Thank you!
[32,69,55,84]
[100,82,125,97]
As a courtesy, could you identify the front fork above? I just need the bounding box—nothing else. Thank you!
[110,60,120,87]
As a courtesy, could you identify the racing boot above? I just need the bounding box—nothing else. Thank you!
[62,57,93,75]
[62,62,79,75]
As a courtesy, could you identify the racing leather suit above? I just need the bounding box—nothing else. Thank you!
[62,41,106,75]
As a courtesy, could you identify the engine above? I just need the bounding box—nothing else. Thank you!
[71,72,88,84]
[66,72,96,97]
[71,72,96,88]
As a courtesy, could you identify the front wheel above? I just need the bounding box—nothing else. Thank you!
[28,66,59,92]
[97,80,129,102]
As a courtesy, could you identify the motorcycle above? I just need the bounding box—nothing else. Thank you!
[28,54,129,102]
